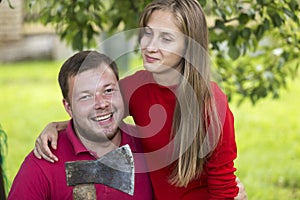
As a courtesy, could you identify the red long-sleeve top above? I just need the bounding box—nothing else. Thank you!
[120,70,238,200]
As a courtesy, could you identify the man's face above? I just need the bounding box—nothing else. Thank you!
[63,65,124,143]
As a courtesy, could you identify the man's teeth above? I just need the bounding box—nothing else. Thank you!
[95,114,112,121]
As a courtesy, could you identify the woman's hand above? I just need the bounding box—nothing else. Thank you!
[234,177,248,200]
[33,121,68,163]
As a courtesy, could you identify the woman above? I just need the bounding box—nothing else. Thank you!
[34,0,246,199]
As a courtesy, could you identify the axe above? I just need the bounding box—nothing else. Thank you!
[65,145,135,199]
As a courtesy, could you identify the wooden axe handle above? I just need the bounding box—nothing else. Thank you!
[73,184,96,200]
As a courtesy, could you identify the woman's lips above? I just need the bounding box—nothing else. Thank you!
[145,55,159,63]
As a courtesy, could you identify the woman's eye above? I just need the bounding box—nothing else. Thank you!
[144,29,153,37]
[162,37,173,42]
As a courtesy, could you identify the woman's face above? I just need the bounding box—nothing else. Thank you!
[140,9,186,76]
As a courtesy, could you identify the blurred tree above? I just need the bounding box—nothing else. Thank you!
[18,0,300,104]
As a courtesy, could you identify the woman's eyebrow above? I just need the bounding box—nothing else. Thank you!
[146,26,176,36]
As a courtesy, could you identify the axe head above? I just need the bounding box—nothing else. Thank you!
[65,144,135,195]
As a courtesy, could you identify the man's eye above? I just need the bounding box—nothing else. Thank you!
[79,95,92,100]
[105,88,115,94]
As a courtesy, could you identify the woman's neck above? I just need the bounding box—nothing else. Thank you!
[152,67,182,86]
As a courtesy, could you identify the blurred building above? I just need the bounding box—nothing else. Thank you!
[0,0,73,62]
[0,0,134,67]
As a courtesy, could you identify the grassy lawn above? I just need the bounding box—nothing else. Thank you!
[232,77,300,199]
[0,61,69,193]
[0,60,299,199]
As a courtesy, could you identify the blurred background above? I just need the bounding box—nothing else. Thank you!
[0,0,299,199]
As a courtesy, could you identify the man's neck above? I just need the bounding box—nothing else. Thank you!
[77,130,122,158]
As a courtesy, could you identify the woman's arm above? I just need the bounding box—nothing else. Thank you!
[205,104,239,198]
[33,121,68,163]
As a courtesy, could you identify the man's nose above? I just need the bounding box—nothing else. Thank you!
[94,93,109,109]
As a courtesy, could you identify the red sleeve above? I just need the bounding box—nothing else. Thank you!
[205,84,239,199]
[8,153,50,200]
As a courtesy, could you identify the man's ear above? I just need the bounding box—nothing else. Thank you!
[63,99,72,117]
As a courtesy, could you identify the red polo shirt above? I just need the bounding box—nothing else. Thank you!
[8,121,153,200]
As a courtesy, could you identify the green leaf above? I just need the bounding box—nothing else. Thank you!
[73,30,83,50]
[288,0,299,11]
[229,45,240,60]
[215,8,226,21]
[209,29,227,42]
[241,28,251,40]
[87,24,94,41]
[76,11,87,25]
[263,19,270,31]
[255,24,264,40]
[271,13,283,27]
[198,0,207,7]
[229,31,239,45]
[257,0,271,5]
[215,19,225,29]
[283,8,295,19]
[238,13,250,25]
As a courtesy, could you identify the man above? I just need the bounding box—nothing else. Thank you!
[8,51,153,200]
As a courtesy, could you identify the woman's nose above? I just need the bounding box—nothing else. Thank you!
[146,37,159,52]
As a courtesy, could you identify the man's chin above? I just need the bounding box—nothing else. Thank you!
[102,127,120,140]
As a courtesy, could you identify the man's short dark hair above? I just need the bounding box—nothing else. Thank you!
[58,51,119,100]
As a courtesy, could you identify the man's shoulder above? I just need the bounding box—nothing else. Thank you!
[16,150,55,176]
[120,123,144,153]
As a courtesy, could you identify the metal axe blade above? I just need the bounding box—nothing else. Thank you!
[65,144,135,195]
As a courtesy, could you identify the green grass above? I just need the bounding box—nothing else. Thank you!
[0,61,69,193]
[0,60,300,199]
[232,76,300,199]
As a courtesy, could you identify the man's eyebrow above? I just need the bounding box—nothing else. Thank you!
[99,81,117,88]
[103,83,116,87]
[76,89,91,94]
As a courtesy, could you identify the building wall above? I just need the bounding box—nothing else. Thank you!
[0,0,74,62]
[0,0,23,42]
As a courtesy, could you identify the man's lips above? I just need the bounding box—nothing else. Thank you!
[92,113,113,122]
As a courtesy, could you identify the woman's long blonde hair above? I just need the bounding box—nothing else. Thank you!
[139,0,223,187]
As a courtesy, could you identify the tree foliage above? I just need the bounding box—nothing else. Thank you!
[25,0,300,104]
[206,0,300,104]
